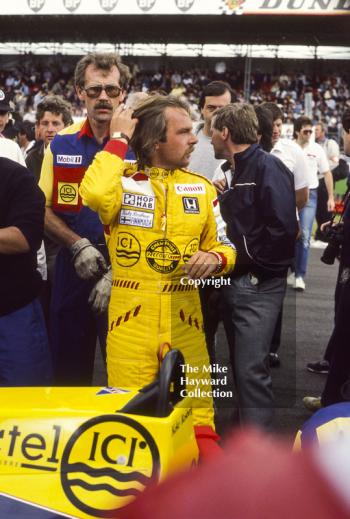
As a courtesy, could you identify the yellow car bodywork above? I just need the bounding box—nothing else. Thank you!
[0,386,198,518]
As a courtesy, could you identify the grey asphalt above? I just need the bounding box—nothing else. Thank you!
[273,246,338,439]
[214,246,338,442]
[93,247,338,443]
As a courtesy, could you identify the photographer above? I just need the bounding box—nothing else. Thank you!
[304,108,350,410]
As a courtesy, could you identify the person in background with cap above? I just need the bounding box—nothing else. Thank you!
[0,88,13,138]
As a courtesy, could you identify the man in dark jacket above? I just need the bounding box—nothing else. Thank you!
[25,95,73,326]
[0,157,52,385]
[211,103,297,428]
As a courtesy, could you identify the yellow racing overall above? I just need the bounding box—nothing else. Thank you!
[80,141,236,430]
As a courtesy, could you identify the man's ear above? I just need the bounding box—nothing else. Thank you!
[222,127,229,141]
[34,123,41,141]
[76,86,85,103]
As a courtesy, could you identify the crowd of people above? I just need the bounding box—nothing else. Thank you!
[1,59,349,133]
[1,52,350,463]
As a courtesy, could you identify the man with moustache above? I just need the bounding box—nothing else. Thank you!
[39,53,130,385]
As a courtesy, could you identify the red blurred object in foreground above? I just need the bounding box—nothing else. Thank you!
[194,425,222,461]
[119,429,350,519]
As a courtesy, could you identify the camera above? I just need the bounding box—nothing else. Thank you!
[320,223,344,265]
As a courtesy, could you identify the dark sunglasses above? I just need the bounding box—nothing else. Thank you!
[302,129,313,135]
[82,84,122,99]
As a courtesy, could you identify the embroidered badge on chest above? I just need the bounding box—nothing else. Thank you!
[182,197,200,214]
[122,193,155,210]
[119,209,154,228]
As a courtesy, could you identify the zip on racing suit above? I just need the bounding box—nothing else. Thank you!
[80,140,236,432]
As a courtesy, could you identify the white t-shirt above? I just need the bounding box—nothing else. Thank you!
[0,138,26,166]
[318,138,340,172]
[21,140,36,160]
[188,124,224,180]
[271,138,309,190]
[212,139,310,192]
[299,141,330,189]
[212,162,232,187]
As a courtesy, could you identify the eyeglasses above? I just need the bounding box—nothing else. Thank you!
[301,129,313,135]
[82,84,122,99]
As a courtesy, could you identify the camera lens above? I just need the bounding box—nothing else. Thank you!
[321,243,339,265]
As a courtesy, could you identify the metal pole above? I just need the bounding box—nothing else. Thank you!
[243,45,252,102]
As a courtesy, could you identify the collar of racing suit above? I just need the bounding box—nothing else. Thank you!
[143,166,175,179]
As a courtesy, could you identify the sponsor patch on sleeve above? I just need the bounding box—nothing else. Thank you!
[175,183,206,194]
[119,209,154,228]
[57,182,79,205]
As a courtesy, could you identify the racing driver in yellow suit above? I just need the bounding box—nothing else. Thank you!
[80,95,236,455]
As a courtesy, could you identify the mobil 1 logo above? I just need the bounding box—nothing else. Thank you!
[27,0,45,12]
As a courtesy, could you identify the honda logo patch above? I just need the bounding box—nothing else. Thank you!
[183,197,199,214]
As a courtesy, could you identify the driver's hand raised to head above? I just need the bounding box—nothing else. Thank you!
[109,103,138,140]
